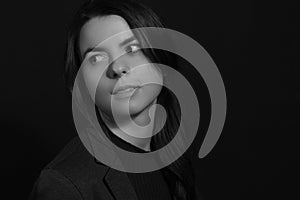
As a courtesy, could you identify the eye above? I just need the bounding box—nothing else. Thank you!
[89,54,108,64]
[126,44,141,54]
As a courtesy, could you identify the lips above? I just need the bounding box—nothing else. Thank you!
[112,85,140,95]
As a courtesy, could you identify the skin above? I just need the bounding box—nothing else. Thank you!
[79,15,163,151]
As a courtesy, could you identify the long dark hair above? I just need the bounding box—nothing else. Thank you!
[63,0,195,199]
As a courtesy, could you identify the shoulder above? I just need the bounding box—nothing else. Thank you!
[30,137,110,200]
[29,168,83,200]
[45,136,109,178]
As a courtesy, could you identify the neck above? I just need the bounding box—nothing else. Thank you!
[100,100,157,152]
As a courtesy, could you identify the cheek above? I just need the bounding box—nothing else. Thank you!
[95,95,110,117]
[128,65,163,113]
[82,63,111,103]
[132,63,163,84]
[93,70,119,115]
[135,64,163,98]
[94,79,113,113]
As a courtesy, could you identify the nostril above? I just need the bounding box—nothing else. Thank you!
[113,73,118,78]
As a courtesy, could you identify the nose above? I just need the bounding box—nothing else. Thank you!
[107,57,130,79]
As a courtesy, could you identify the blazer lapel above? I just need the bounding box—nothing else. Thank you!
[104,168,138,200]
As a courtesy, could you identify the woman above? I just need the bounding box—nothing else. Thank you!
[30,0,200,199]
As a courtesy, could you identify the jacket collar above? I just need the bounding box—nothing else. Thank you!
[103,167,138,200]
[94,158,138,200]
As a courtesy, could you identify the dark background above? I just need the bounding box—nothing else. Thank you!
[0,0,299,199]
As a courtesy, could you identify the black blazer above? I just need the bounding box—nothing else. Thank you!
[29,136,202,200]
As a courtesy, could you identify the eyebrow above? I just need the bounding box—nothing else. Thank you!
[119,36,137,47]
[82,36,138,59]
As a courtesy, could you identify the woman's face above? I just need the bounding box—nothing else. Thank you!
[79,15,163,119]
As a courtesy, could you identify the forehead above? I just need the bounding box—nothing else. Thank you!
[79,15,134,55]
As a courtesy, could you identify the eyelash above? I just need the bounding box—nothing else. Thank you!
[89,53,108,64]
[88,44,141,64]
[126,44,141,54]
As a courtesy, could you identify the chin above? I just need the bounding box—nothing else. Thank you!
[127,97,153,116]
[107,99,151,119]
[129,87,161,115]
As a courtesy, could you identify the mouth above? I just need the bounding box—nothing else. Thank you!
[112,85,141,95]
